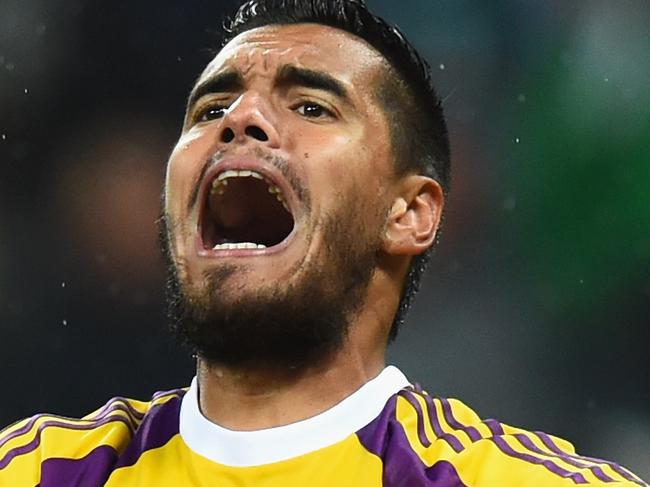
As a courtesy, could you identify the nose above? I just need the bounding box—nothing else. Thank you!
[218,94,280,149]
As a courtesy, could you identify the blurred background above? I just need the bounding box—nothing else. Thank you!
[1,0,648,478]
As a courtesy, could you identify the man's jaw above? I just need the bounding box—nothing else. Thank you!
[195,155,300,259]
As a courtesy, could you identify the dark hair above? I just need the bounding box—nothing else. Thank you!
[222,0,451,339]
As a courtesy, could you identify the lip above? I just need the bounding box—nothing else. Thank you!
[195,155,299,258]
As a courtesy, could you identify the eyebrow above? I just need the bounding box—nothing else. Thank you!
[187,70,244,110]
[276,65,350,103]
[186,64,352,113]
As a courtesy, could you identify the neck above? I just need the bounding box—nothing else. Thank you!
[196,340,385,431]
[196,264,405,431]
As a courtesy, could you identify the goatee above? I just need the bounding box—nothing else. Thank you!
[160,198,384,369]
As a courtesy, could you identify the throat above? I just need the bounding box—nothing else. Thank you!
[195,356,372,431]
[202,176,294,250]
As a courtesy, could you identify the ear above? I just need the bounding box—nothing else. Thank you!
[382,175,445,256]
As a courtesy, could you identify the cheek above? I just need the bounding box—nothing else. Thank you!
[309,139,355,200]
[165,130,214,219]
[302,130,386,207]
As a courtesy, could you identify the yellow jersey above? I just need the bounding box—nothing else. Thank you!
[0,367,645,486]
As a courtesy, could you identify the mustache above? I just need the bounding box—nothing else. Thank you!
[186,147,310,214]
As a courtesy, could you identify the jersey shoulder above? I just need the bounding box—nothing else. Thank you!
[386,386,646,486]
[0,387,187,486]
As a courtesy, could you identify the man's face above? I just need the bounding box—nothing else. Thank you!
[162,24,396,366]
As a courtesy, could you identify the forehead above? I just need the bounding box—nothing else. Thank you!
[201,23,388,86]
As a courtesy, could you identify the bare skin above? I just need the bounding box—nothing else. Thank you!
[164,24,444,431]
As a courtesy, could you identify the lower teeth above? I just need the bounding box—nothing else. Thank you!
[213,242,267,250]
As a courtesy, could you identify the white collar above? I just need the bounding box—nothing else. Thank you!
[179,365,409,467]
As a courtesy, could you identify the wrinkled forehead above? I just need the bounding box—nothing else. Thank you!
[201,23,387,85]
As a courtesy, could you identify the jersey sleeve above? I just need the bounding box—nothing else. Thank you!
[0,417,42,486]
[394,390,647,486]
[0,398,144,486]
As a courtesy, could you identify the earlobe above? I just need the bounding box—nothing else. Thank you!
[382,176,444,256]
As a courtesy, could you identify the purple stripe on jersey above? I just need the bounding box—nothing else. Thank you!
[426,461,469,486]
[0,400,141,451]
[152,388,187,401]
[482,418,505,436]
[39,445,118,487]
[400,391,464,454]
[356,396,468,487]
[490,435,589,484]
[112,394,182,470]
[513,433,615,482]
[398,391,431,447]
[582,459,647,486]
[437,397,482,442]
[0,416,133,471]
[1,414,79,450]
[87,397,146,421]
[536,432,648,487]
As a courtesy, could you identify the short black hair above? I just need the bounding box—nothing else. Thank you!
[222,0,451,339]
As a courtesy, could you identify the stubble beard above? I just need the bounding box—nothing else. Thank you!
[160,193,386,370]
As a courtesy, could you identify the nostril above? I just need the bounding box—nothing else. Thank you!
[221,128,235,143]
[245,125,269,142]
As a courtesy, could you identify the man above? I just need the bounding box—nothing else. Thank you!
[0,0,646,485]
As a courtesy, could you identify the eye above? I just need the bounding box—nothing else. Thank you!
[196,104,228,123]
[294,102,334,119]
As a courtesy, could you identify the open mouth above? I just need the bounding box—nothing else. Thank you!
[199,169,295,252]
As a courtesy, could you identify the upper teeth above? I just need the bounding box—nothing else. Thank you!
[210,170,290,212]
[216,169,264,182]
